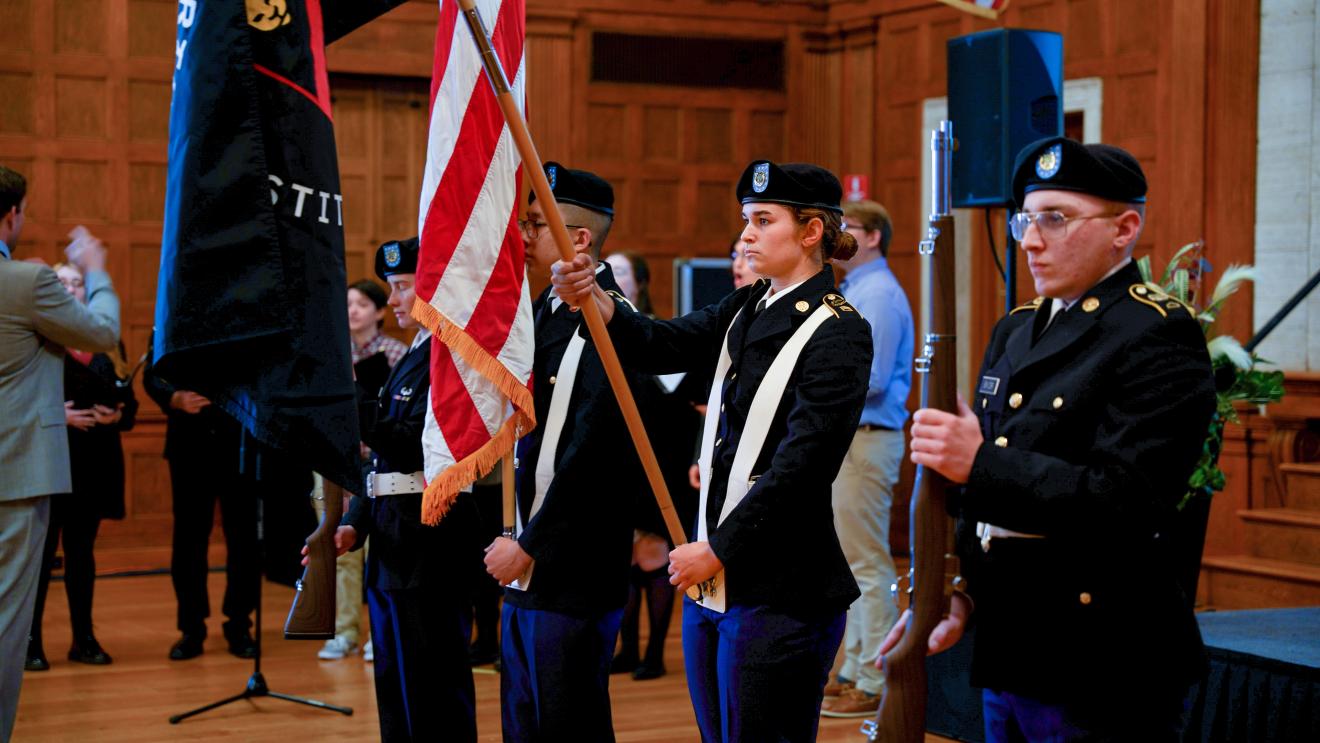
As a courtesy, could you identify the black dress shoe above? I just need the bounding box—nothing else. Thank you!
[68,636,113,665]
[25,637,49,672]
[224,629,258,659]
[169,633,206,661]
[632,661,666,681]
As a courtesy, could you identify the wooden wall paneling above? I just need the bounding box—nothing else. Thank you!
[840,20,877,178]
[525,10,577,168]
[1156,0,1208,270]
[1202,0,1260,347]
[324,1,436,78]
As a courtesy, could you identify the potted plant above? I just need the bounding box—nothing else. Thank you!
[1136,241,1286,603]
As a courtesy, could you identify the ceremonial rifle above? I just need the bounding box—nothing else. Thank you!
[862,121,963,742]
[456,0,696,594]
[284,476,342,639]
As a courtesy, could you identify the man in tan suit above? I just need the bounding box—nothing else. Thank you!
[0,165,119,742]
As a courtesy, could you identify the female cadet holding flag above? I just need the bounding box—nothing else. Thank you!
[551,161,872,743]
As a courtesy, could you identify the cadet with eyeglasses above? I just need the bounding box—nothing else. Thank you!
[884,137,1217,741]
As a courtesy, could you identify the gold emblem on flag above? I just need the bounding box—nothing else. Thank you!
[247,0,292,31]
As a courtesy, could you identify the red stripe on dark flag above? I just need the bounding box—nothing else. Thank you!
[304,0,333,121]
[431,342,495,460]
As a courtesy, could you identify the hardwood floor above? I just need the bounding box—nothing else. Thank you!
[15,572,954,742]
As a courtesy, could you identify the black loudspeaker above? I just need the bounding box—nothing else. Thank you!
[672,257,734,317]
[947,29,1064,208]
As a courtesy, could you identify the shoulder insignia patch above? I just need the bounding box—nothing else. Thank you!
[822,293,855,317]
[1129,284,1167,317]
[1009,296,1045,315]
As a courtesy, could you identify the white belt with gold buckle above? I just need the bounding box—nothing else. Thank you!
[367,471,426,498]
[976,521,1045,551]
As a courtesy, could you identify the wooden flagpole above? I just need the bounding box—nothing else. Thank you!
[456,0,693,572]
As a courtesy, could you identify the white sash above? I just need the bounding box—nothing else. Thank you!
[508,327,586,591]
[693,302,835,612]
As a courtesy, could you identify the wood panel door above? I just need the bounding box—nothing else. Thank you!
[332,74,431,312]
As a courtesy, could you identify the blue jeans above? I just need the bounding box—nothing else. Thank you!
[500,603,623,743]
[683,598,845,743]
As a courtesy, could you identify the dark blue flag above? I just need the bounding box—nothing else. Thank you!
[155,0,405,491]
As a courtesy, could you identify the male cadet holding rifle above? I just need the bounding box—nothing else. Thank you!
[483,164,645,743]
[320,237,483,742]
[890,138,1216,741]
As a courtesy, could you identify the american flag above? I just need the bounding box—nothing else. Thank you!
[937,0,1011,19]
[411,0,534,525]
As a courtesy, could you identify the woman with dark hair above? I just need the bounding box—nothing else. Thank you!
[348,278,407,371]
[25,262,138,670]
[552,160,872,742]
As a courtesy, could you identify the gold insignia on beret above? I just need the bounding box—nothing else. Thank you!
[795,300,810,312]
[1082,297,1100,313]
[1129,284,1168,317]
[1010,296,1046,315]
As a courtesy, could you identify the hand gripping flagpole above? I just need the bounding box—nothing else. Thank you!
[457,0,695,586]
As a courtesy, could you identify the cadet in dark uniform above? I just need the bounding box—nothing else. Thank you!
[894,138,1217,742]
[551,161,872,743]
[484,164,644,743]
[318,237,482,742]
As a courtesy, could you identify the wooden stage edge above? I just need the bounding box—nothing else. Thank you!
[15,572,956,742]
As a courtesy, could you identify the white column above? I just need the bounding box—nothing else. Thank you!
[1254,0,1320,370]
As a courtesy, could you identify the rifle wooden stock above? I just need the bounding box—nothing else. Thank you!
[284,477,343,639]
[867,122,959,742]
[457,1,695,595]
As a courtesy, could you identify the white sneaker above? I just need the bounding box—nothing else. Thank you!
[317,636,357,660]
[362,639,374,662]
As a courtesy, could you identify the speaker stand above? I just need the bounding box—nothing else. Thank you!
[169,498,352,724]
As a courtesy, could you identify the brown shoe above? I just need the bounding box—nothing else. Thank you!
[822,677,855,699]
[820,687,880,718]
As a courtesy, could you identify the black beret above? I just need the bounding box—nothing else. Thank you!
[1012,137,1147,206]
[375,236,419,281]
[736,160,843,214]
[528,162,614,216]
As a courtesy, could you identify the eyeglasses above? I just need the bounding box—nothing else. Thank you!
[518,220,583,240]
[1010,210,1116,241]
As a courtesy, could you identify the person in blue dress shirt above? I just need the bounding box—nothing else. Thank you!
[820,199,914,718]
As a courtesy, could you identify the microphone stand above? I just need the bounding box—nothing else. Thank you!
[169,444,352,723]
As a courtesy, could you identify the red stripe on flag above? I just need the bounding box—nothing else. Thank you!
[415,0,525,338]
[429,0,461,116]
[304,0,334,121]
[430,343,494,462]
[463,203,525,355]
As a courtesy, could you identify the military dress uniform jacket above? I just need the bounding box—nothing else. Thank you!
[507,265,648,616]
[957,261,1216,702]
[605,268,870,611]
[345,336,483,592]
